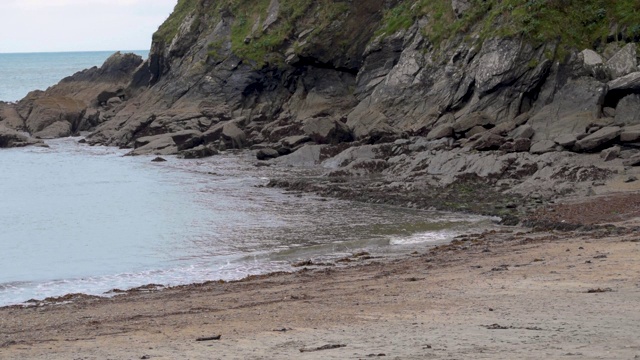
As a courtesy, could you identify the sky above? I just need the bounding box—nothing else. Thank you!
[0,0,178,53]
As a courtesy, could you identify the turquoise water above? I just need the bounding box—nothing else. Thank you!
[0,138,495,307]
[0,51,148,102]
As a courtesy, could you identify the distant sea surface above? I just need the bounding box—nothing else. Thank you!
[0,50,149,102]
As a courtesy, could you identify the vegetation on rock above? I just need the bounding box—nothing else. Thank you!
[379,0,640,55]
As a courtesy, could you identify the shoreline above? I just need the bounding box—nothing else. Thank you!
[1,214,639,358]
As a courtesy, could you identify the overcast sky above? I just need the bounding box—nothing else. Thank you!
[0,0,178,53]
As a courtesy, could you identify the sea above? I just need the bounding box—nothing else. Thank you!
[0,52,495,307]
[0,51,149,102]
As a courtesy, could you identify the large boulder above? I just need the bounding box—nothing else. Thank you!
[606,43,637,79]
[0,125,43,148]
[472,133,505,151]
[620,124,640,142]
[302,117,352,144]
[426,123,454,140]
[24,96,86,136]
[202,121,248,149]
[573,126,621,152]
[580,49,607,80]
[614,94,640,125]
[529,140,557,154]
[608,72,640,91]
[34,121,72,139]
[221,122,247,149]
[0,104,26,131]
[453,112,492,134]
[529,77,605,140]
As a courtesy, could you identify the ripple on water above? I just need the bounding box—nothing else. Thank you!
[0,138,495,306]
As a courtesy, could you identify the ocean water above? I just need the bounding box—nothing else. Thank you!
[0,139,495,306]
[0,51,149,102]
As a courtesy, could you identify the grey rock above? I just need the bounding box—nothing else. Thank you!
[179,145,218,159]
[466,125,487,137]
[171,130,202,150]
[614,94,640,125]
[302,117,352,144]
[262,0,280,31]
[580,49,608,80]
[281,135,311,148]
[608,71,640,91]
[33,121,72,139]
[221,122,247,149]
[451,0,471,18]
[620,124,640,142]
[426,124,454,140]
[529,77,606,140]
[606,43,637,79]
[472,133,505,151]
[500,138,530,153]
[600,146,620,161]
[554,134,578,148]
[256,148,280,160]
[623,154,640,166]
[25,96,86,135]
[510,125,535,139]
[530,140,557,154]
[573,126,621,152]
[602,107,616,118]
[0,125,42,148]
[130,134,177,155]
[453,112,492,134]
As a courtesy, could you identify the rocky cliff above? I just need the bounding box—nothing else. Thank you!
[4,0,640,220]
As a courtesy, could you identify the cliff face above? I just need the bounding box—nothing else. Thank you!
[70,0,640,154]
[4,0,640,214]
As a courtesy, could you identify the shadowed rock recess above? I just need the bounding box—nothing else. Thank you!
[4,0,640,221]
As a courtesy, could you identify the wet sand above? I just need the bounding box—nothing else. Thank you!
[2,195,640,359]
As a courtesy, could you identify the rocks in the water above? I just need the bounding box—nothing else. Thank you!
[0,125,43,148]
[281,135,311,148]
[151,157,167,162]
[25,96,85,138]
[256,148,280,160]
[179,145,218,159]
[573,126,621,152]
[203,121,247,149]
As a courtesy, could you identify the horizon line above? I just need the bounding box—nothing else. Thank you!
[0,49,150,55]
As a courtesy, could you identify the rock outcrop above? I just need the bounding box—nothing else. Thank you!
[7,0,640,213]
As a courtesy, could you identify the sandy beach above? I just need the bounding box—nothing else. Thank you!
[2,193,639,359]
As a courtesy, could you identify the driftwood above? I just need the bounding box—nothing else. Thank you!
[299,344,346,353]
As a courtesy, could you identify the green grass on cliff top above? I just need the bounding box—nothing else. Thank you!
[380,0,640,52]
[154,0,640,64]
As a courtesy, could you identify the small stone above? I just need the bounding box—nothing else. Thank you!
[151,157,167,162]
[625,176,638,183]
